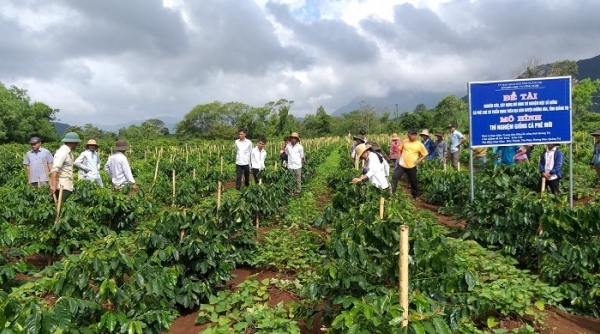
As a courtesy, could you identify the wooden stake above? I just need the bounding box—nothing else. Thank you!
[54,186,64,225]
[217,181,222,209]
[274,161,278,171]
[172,170,176,207]
[144,150,147,163]
[457,161,461,172]
[540,177,546,198]
[206,160,209,172]
[379,197,385,219]
[399,225,409,328]
[193,168,196,180]
[220,156,224,173]
[180,210,186,242]
[153,159,160,185]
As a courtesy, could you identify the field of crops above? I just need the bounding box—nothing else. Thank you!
[1,135,600,334]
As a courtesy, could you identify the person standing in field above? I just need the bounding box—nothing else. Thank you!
[513,146,529,164]
[419,130,436,160]
[448,124,466,170]
[50,132,81,201]
[391,129,428,199]
[286,132,304,194]
[539,143,563,194]
[496,145,520,167]
[74,139,104,187]
[104,140,138,190]
[389,133,400,168]
[433,132,447,164]
[352,143,390,190]
[280,136,290,169]
[234,128,252,190]
[350,134,365,159]
[365,141,390,179]
[23,136,54,187]
[472,147,488,170]
[251,137,267,184]
[590,129,600,182]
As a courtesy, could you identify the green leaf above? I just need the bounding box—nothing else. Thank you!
[487,316,500,328]
[534,300,545,311]
[409,321,425,334]
[431,317,452,334]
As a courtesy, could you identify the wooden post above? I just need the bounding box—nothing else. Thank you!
[399,225,409,328]
[54,186,64,225]
[274,161,278,171]
[217,181,222,209]
[172,170,176,207]
[379,197,385,219]
[220,156,224,173]
[180,210,186,242]
[186,150,189,163]
[153,159,160,185]
[540,177,546,198]
[193,168,196,180]
[206,160,209,172]
[443,161,447,172]
[144,150,147,163]
[457,161,461,172]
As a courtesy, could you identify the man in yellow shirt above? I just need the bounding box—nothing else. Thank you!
[392,129,428,198]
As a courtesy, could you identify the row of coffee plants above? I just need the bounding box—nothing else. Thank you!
[301,147,562,333]
[0,139,335,333]
[419,156,600,316]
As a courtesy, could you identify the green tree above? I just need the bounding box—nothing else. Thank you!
[573,78,600,117]
[303,105,332,137]
[0,83,59,143]
[432,95,468,132]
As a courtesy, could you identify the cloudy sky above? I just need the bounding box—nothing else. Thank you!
[1,0,599,127]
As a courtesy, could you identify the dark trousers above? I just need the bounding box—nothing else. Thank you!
[392,165,419,198]
[539,178,560,194]
[236,164,250,189]
[251,168,261,184]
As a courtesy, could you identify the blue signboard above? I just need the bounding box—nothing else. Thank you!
[469,77,572,147]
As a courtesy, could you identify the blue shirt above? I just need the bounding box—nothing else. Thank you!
[497,145,520,166]
[422,138,436,160]
[23,148,54,183]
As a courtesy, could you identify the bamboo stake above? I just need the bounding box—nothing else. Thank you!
[457,161,461,172]
[540,177,546,198]
[206,160,209,172]
[54,186,64,225]
[217,181,222,209]
[220,156,224,173]
[274,161,278,171]
[153,159,160,185]
[399,225,409,328]
[144,150,147,163]
[193,168,196,180]
[379,197,385,219]
[172,170,176,207]
[180,210,186,242]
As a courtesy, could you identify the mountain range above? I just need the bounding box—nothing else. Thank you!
[332,54,600,116]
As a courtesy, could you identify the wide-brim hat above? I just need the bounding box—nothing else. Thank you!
[353,135,365,142]
[391,133,399,140]
[290,132,300,140]
[420,129,431,137]
[28,136,41,144]
[85,139,98,147]
[365,140,381,151]
[590,129,600,136]
[354,143,371,159]
[114,140,131,151]
[434,132,443,137]
[61,132,82,143]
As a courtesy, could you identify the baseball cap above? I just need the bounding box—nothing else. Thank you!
[28,136,41,144]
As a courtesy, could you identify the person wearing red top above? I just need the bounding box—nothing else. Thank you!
[389,133,400,168]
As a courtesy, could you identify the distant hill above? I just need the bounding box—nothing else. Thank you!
[53,122,70,135]
[332,90,453,116]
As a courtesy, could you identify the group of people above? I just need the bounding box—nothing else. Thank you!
[351,124,576,197]
[23,132,137,201]
[234,129,304,193]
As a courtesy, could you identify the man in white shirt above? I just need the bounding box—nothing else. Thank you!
[104,140,138,190]
[74,139,104,187]
[250,137,267,184]
[285,132,304,193]
[235,128,253,190]
[51,132,81,201]
[352,143,390,190]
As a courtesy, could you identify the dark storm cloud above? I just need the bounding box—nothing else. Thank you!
[177,0,313,81]
[266,1,379,64]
